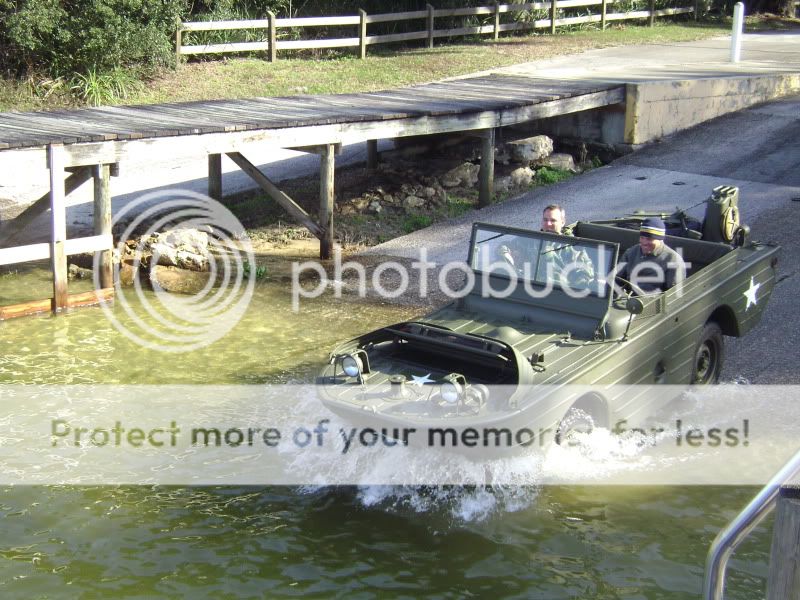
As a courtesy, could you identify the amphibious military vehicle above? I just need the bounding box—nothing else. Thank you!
[317,186,779,444]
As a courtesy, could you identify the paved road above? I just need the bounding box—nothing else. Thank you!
[368,93,800,384]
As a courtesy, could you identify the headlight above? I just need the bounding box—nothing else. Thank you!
[440,381,462,404]
[439,373,466,404]
[341,355,363,378]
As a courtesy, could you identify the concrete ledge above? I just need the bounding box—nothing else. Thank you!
[624,73,800,145]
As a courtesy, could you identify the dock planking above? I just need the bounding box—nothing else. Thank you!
[0,75,623,151]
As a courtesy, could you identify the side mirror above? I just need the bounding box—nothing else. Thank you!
[626,297,644,315]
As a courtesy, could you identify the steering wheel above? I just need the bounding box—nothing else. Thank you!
[613,275,648,298]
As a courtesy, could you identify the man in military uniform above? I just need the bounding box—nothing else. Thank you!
[541,204,571,235]
[616,217,686,293]
[538,204,593,288]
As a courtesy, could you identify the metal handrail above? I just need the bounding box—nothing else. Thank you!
[703,448,800,600]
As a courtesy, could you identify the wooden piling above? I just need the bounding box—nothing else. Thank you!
[767,485,800,600]
[550,0,557,35]
[319,144,335,260]
[366,139,379,171]
[48,144,68,312]
[92,163,113,289]
[208,153,222,200]
[479,128,495,208]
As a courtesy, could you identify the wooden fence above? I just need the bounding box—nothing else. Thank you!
[176,1,696,62]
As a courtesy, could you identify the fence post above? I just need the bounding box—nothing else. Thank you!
[267,11,277,62]
[601,0,607,30]
[175,19,183,68]
[427,4,435,49]
[649,0,656,26]
[359,9,367,59]
[550,0,557,35]
[694,0,699,20]
[494,2,500,41]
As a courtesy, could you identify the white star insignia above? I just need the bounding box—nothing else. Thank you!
[411,373,434,387]
[743,277,761,310]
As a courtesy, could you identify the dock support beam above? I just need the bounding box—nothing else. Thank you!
[366,139,379,171]
[319,144,335,260]
[478,128,495,208]
[48,144,68,312]
[93,163,113,288]
[767,486,800,600]
[208,153,222,200]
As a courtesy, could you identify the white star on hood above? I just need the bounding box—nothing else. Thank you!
[411,373,434,387]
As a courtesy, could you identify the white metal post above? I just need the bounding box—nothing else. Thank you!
[730,2,745,63]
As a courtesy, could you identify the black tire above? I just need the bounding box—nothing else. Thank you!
[691,321,724,385]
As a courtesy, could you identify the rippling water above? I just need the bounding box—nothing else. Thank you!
[0,268,773,598]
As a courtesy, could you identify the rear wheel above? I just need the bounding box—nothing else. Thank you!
[691,322,724,384]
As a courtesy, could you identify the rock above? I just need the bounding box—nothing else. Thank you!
[403,195,426,211]
[339,204,355,216]
[442,162,479,187]
[147,228,211,272]
[507,135,554,164]
[510,166,535,187]
[494,176,513,194]
[421,187,437,199]
[382,194,395,204]
[535,152,578,172]
[351,197,370,211]
[68,263,93,280]
[150,265,213,295]
[369,200,383,214]
[495,146,512,165]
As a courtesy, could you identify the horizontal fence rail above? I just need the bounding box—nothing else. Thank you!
[176,1,696,61]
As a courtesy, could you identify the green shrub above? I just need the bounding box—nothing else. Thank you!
[0,0,186,78]
[536,166,574,185]
[70,67,142,106]
[402,213,433,233]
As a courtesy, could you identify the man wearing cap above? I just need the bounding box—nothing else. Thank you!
[616,217,686,293]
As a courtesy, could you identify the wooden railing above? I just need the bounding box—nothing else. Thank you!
[176,1,696,62]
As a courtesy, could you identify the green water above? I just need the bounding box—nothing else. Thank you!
[0,271,772,599]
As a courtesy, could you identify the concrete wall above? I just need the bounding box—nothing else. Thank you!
[516,73,800,153]
[623,73,800,146]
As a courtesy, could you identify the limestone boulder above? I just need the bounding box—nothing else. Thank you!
[507,135,554,164]
[441,162,479,188]
[535,152,578,173]
[510,166,535,187]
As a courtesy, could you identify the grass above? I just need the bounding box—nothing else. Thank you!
[0,21,735,112]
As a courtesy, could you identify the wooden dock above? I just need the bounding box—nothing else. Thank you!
[0,74,624,316]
